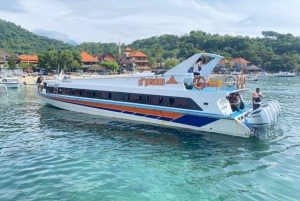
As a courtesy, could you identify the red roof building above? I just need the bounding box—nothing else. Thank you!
[81,51,99,72]
[120,48,149,71]
[18,55,38,64]
[232,58,250,70]
[81,51,99,63]
[95,53,116,62]
[231,58,250,63]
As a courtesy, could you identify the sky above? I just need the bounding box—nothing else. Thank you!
[0,0,300,45]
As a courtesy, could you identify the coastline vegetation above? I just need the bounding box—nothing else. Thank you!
[1,19,300,72]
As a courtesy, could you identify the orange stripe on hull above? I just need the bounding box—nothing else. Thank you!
[49,96,182,119]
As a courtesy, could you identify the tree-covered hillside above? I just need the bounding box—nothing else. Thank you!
[0,19,76,54]
[1,18,300,72]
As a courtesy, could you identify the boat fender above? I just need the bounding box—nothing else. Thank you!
[193,75,207,90]
[224,76,236,87]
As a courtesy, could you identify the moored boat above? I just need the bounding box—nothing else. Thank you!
[0,77,22,88]
[275,72,295,77]
[38,53,281,138]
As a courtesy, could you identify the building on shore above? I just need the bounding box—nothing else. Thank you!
[81,51,99,72]
[119,47,150,71]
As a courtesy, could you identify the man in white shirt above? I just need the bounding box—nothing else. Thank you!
[252,88,264,110]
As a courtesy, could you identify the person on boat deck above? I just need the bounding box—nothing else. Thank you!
[193,58,205,76]
[230,93,241,112]
[252,88,264,110]
[36,74,44,91]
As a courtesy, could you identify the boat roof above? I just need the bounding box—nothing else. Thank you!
[164,53,224,76]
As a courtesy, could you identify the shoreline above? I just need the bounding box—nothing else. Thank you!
[17,73,222,85]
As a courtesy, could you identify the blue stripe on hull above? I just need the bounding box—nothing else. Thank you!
[43,95,219,128]
[172,114,218,127]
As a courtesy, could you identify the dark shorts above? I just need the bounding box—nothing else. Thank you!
[253,104,260,110]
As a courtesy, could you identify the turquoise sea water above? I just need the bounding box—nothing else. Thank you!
[0,77,300,201]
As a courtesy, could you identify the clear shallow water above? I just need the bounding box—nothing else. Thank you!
[0,77,299,201]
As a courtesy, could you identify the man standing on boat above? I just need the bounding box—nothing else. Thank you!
[37,73,44,92]
[252,88,264,110]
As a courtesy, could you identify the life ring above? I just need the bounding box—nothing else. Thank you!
[224,76,236,87]
[237,76,243,89]
[242,75,247,88]
[193,75,207,90]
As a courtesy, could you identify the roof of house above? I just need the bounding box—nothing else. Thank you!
[218,59,229,64]
[0,50,10,57]
[81,51,99,62]
[124,47,133,52]
[232,58,250,63]
[127,50,148,58]
[100,53,116,62]
[18,55,38,61]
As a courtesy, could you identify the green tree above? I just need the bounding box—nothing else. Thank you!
[100,61,119,71]
[19,63,31,68]
[164,59,178,69]
[7,55,16,74]
[148,57,156,69]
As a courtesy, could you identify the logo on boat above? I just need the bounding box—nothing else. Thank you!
[138,76,178,87]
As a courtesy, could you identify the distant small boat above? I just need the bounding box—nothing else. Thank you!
[231,71,241,76]
[134,70,155,77]
[275,72,295,77]
[0,77,22,88]
[247,77,259,82]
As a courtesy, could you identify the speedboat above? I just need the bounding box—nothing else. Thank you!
[0,77,22,88]
[134,70,155,77]
[38,53,281,138]
[275,72,295,77]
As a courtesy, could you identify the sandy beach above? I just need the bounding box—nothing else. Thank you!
[17,73,222,86]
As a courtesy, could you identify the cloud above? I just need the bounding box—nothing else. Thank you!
[0,0,299,44]
[33,29,77,45]
[0,0,26,13]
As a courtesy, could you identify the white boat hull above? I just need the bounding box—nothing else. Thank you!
[40,93,252,138]
[0,82,21,88]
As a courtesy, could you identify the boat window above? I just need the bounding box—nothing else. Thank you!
[74,89,82,96]
[129,94,140,102]
[159,97,163,105]
[173,98,186,108]
[62,88,69,95]
[86,90,95,98]
[147,96,160,105]
[113,92,122,101]
[69,89,75,96]
[46,87,54,93]
[169,98,175,106]
[101,91,111,99]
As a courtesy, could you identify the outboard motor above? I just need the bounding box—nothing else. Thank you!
[261,102,278,125]
[272,100,281,116]
[244,107,272,132]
